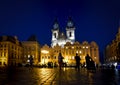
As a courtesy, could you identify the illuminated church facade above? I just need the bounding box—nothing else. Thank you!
[40,17,100,66]
[51,17,75,47]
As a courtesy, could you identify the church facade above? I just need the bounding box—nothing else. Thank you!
[40,17,100,66]
[51,17,75,47]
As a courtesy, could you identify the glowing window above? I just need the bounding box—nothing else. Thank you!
[72,56,74,59]
[80,51,82,54]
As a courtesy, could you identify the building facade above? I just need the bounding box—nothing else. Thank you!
[51,17,75,47]
[22,35,40,65]
[0,36,23,67]
[41,41,99,66]
[41,18,100,66]
[105,27,120,65]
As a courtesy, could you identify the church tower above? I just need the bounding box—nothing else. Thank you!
[66,17,75,43]
[51,19,59,47]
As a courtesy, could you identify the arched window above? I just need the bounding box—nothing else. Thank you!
[54,33,56,38]
[69,32,72,37]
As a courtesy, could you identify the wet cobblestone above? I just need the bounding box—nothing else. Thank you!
[0,67,120,85]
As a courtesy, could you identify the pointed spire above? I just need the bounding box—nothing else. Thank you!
[66,16,74,28]
[53,18,59,29]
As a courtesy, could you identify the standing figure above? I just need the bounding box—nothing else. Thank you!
[85,54,91,70]
[58,53,64,70]
[75,53,81,70]
[29,55,33,68]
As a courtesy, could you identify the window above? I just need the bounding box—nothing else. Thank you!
[48,56,50,59]
[54,33,56,38]
[4,52,6,57]
[69,32,72,37]
[0,62,2,65]
[42,56,44,59]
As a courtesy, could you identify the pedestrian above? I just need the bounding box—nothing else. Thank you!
[75,53,81,70]
[58,53,64,70]
[85,54,91,70]
[29,55,33,68]
[89,59,96,72]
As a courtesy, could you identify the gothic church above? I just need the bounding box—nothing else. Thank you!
[51,17,75,47]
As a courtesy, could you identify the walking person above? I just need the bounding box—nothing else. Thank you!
[85,54,91,70]
[58,53,64,70]
[29,55,33,69]
[75,53,81,70]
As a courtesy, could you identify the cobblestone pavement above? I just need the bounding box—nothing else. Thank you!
[0,67,120,85]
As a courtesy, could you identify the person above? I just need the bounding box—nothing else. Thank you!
[58,53,64,70]
[85,54,91,70]
[29,55,33,68]
[75,53,81,70]
[89,59,96,72]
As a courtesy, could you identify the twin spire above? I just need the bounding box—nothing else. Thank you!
[53,17,74,29]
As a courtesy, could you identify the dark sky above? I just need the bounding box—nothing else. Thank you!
[0,0,120,55]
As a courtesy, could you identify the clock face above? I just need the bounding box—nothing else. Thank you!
[53,24,58,29]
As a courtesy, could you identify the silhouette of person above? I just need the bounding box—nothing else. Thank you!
[29,55,33,68]
[75,53,81,70]
[85,54,91,70]
[58,53,64,70]
[89,59,96,71]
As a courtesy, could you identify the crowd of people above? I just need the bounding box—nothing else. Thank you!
[57,52,96,71]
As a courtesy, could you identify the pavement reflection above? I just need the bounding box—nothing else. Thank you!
[0,67,120,85]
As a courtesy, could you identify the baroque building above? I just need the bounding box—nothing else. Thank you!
[0,36,23,67]
[41,18,100,66]
[21,35,40,65]
[105,27,120,65]
[51,17,75,47]
[41,41,99,66]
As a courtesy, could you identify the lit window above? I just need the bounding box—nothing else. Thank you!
[86,46,88,48]
[66,47,68,49]
[83,46,85,48]
[72,56,74,59]
[80,51,82,54]
[72,47,74,49]
[4,52,6,57]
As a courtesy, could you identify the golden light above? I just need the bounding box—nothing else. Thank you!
[41,50,49,54]
[80,51,82,54]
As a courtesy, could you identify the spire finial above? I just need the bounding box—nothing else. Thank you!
[53,18,59,29]
[67,16,74,28]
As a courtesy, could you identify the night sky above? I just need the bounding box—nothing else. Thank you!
[0,0,120,62]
